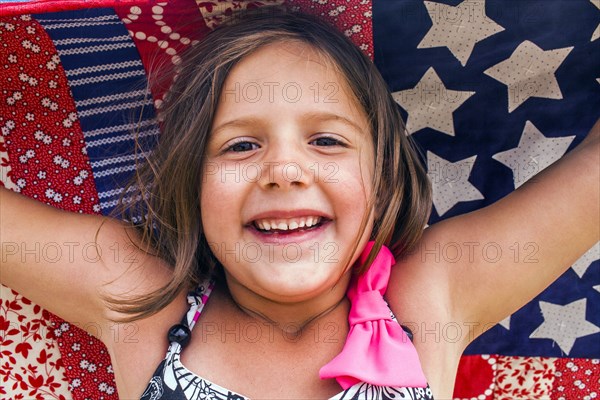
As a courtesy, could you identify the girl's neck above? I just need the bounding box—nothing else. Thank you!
[220,275,351,337]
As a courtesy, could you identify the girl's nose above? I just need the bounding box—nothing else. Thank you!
[258,143,313,190]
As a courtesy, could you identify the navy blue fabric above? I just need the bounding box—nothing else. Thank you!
[373,0,599,358]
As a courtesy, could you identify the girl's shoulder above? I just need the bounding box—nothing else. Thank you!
[106,287,190,399]
[385,231,463,398]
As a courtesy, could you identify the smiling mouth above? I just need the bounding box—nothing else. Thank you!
[252,216,328,234]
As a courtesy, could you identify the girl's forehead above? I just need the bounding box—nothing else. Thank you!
[216,41,368,126]
[229,41,337,81]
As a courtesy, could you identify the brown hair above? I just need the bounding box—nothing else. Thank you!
[111,6,431,320]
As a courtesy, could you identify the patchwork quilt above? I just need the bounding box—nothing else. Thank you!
[0,1,598,399]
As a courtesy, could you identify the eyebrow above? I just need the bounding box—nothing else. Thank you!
[211,111,366,137]
[303,111,366,134]
[211,116,264,137]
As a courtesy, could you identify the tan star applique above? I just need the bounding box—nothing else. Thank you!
[392,67,475,136]
[418,0,505,66]
[484,41,573,112]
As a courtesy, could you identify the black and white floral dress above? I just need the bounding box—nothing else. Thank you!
[140,280,435,400]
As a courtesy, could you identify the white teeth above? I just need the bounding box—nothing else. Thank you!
[253,216,323,231]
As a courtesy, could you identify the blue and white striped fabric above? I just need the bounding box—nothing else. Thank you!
[35,8,159,215]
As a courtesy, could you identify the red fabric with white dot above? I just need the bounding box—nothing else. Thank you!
[552,358,600,400]
[0,15,99,209]
[113,0,211,105]
[454,355,600,400]
[287,0,373,59]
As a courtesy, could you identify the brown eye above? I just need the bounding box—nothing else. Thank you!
[311,136,344,147]
[226,141,259,152]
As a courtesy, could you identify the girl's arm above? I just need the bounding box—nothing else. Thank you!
[0,187,168,328]
[388,119,599,345]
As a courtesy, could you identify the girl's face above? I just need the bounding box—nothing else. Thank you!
[201,41,375,304]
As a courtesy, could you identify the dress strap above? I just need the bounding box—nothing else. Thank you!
[184,278,215,331]
[165,278,215,349]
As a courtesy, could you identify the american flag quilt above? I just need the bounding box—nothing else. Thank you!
[0,1,598,399]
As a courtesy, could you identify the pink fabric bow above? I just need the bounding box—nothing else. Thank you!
[319,241,428,389]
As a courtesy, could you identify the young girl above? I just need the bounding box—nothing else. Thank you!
[1,7,598,400]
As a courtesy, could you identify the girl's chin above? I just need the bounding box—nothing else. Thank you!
[254,270,350,300]
[222,241,348,272]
